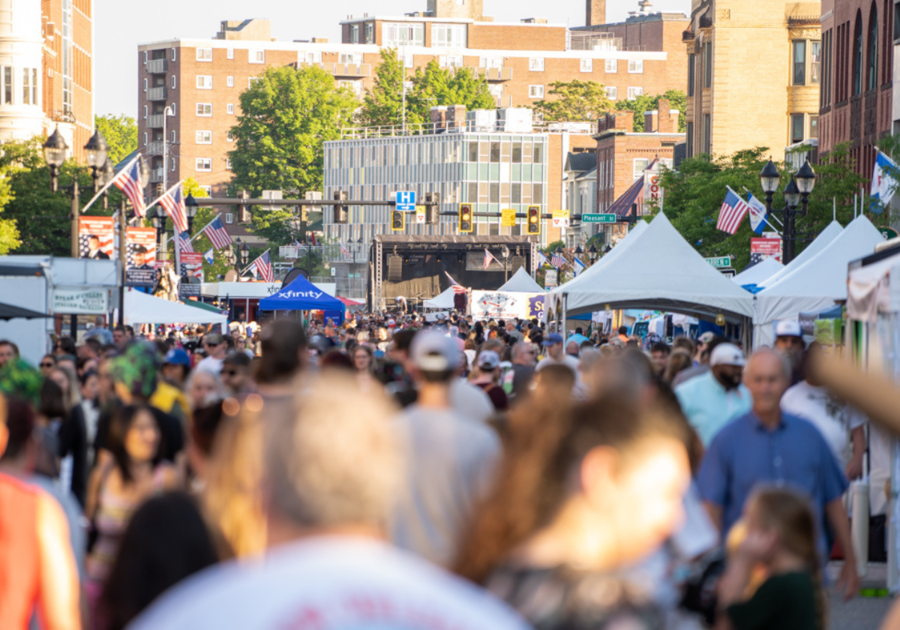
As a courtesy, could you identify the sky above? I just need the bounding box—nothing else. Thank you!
[94,0,690,117]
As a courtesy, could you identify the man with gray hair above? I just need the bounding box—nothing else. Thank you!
[132,374,526,629]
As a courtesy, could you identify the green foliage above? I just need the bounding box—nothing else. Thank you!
[228,65,358,198]
[250,208,296,246]
[532,80,615,122]
[658,145,866,270]
[615,90,687,132]
[294,246,327,278]
[542,240,565,253]
[94,114,138,165]
[360,49,406,127]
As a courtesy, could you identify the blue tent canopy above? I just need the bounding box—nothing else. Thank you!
[258,276,345,323]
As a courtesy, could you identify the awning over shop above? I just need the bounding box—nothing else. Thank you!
[0,302,51,320]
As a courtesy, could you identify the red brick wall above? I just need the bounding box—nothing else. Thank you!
[467,23,568,51]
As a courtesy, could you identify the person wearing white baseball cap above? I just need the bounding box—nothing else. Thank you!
[773,320,806,385]
[675,342,752,446]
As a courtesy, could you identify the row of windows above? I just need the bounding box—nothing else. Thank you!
[195,48,264,63]
[195,102,235,116]
[527,84,642,99]
[0,67,40,107]
[194,157,232,172]
[828,2,893,105]
[327,138,549,169]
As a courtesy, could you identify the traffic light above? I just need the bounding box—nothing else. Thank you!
[391,208,405,231]
[459,203,473,233]
[332,190,348,224]
[526,205,541,235]
[424,192,440,224]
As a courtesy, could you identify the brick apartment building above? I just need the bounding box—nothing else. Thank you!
[0,0,93,160]
[819,0,893,178]
[136,0,688,205]
[683,0,821,162]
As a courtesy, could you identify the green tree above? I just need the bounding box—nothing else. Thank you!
[532,80,615,122]
[94,114,138,165]
[657,145,866,270]
[359,49,406,127]
[228,65,358,197]
[614,89,687,132]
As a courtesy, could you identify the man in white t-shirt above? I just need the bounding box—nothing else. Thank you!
[194,333,227,374]
[131,373,525,630]
[535,332,580,375]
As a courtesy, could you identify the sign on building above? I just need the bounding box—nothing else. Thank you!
[644,170,664,212]
[582,213,617,224]
[53,287,109,314]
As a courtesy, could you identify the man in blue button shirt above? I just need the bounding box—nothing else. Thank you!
[698,349,859,599]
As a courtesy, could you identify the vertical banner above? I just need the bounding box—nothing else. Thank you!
[79,217,115,260]
[179,252,203,297]
[126,227,158,286]
[644,169,664,213]
[751,236,783,263]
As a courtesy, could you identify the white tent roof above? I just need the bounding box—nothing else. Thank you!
[498,267,544,292]
[124,289,228,325]
[423,286,456,309]
[732,258,784,287]
[558,213,754,321]
[756,221,843,291]
[753,215,884,345]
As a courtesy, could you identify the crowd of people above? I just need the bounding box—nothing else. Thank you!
[0,308,880,630]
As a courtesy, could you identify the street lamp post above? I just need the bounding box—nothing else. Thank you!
[759,159,816,264]
[151,206,167,258]
[184,192,199,233]
[501,244,510,282]
[588,244,598,266]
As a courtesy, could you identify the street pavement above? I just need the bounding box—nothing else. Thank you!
[829,563,892,629]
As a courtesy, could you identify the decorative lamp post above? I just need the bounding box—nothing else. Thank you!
[240,241,250,268]
[151,205,167,254]
[42,128,67,193]
[184,192,199,233]
[758,159,816,264]
[501,244,510,282]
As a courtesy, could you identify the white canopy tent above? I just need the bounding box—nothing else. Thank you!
[498,267,544,292]
[732,258,784,288]
[552,214,755,332]
[753,215,884,346]
[423,286,456,310]
[124,288,228,325]
[755,220,844,291]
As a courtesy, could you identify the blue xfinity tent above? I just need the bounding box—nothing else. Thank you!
[258,276,345,323]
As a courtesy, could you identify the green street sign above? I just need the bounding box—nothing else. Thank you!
[879,227,899,241]
[582,213,617,224]
[705,256,732,269]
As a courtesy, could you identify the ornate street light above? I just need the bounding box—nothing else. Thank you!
[83,130,109,175]
[240,241,250,266]
[42,128,68,192]
[184,192,199,232]
[757,159,816,264]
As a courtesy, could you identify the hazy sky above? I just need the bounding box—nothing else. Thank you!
[94,0,690,117]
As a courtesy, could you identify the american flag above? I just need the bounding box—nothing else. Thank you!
[252,250,274,283]
[483,248,497,270]
[551,252,566,269]
[339,241,350,257]
[159,184,189,234]
[717,189,752,235]
[112,159,146,218]
[176,231,194,254]
[445,271,467,295]
[201,217,233,250]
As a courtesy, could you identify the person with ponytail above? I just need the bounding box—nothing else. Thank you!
[716,487,825,630]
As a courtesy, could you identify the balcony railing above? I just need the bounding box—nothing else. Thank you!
[147,114,165,128]
[478,67,513,82]
[149,167,165,184]
[146,141,165,156]
[147,86,167,101]
[328,62,372,78]
[147,58,167,74]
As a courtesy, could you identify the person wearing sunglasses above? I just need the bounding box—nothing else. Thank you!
[39,354,57,377]
[196,333,228,375]
[221,352,254,398]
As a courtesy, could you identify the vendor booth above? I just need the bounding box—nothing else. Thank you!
[732,258,784,292]
[123,288,227,326]
[259,275,346,324]
[497,267,544,293]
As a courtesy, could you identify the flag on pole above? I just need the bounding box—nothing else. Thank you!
[203,247,215,265]
[716,188,751,234]
[176,231,194,254]
[252,250,274,283]
[536,251,549,268]
[483,248,497,270]
[201,217,233,250]
[871,149,899,208]
[551,252,566,269]
[157,183,189,234]
[339,242,350,257]
[746,192,770,235]
[111,159,146,218]
[573,257,587,276]
[445,271,467,295]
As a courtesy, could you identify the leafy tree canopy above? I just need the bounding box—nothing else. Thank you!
[532,80,615,122]
[614,89,687,132]
[94,114,138,166]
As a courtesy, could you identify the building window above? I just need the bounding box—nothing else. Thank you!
[686,121,694,157]
[227,47,234,59]
[605,59,617,73]
[809,115,819,139]
[227,76,234,87]
[196,103,212,116]
[226,158,232,170]
[171,130,176,143]
[439,55,463,68]
[383,23,424,47]
[143,51,148,64]
[225,212,234,224]
[200,186,212,196]
[339,52,364,65]
[868,10,878,91]
[529,85,544,98]
[793,40,807,85]
[301,51,323,64]
[195,158,212,172]
[627,87,643,99]
[196,130,212,144]
[580,58,593,73]
[365,23,374,43]
[171,75,177,89]
[821,30,832,106]
[196,48,212,62]
[143,78,148,92]
[196,75,212,89]
[227,103,234,114]
[227,130,234,142]
[534,143,543,164]
[170,103,176,115]
[171,157,176,172]
[704,41,712,88]
[703,113,711,154]
[143,132,147,146]
[790,113,805,143]
[432,24,467,47]
[628,59,644,73]
[811,41,821,84]
[529,57,544,71]
[350,24,359,44]
[21,68,36,105]
[854,16,864,95]
[249,50,265,64]
[687,54,695,96]
[143,105,147,119]
[633,158,650,179]
[171,48,177,62]
[605,86,617,100]
[480,56,503,68]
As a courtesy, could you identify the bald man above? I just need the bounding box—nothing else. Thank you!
[698,349,859,600]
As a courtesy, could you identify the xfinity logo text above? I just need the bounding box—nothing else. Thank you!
[279,290,323,300]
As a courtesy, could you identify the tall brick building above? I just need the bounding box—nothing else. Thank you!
[818,0,893,178]
[683,0,820,162]
[136,0,688,201]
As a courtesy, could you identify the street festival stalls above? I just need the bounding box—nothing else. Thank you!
[497,267,544,293]
[846,238,900,592]
[753,220,844,291]
[259,275,346,324]
[471,266,547,321]
[547,214,755,343]
[752,216,884,347]
[0,256,118,364]
[731,257,784,292]
[123,288,227,326]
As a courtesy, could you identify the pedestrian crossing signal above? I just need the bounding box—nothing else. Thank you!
[527,205,541,235]
[459,204,473,233]
[391,209,405,231]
